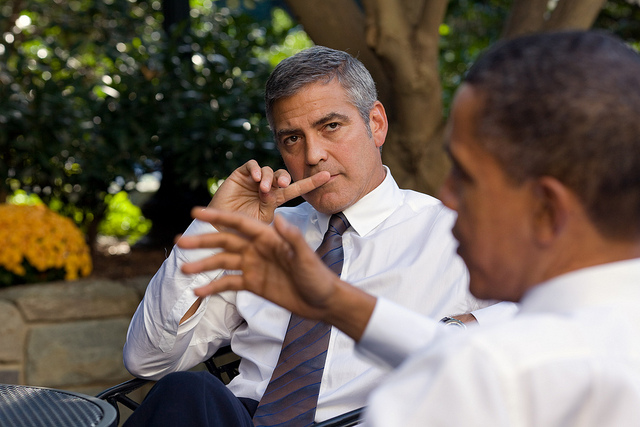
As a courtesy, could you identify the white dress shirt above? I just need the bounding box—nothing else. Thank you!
[361,258,640,426]
[123,169,508,421]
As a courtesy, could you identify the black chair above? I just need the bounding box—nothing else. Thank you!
[96,345,363,426]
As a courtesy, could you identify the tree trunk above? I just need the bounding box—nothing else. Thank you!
[364,0,450,195]
[545,0,608,31]
[502,0,549,38]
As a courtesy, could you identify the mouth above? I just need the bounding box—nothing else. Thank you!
[455,244,463,258]
[451,224,460,242]
[325,173,339,183]
[451,227,464,255]
[308,171,338,187]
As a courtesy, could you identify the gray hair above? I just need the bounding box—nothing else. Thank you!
[465,30,640,240]
[265,46,378,136]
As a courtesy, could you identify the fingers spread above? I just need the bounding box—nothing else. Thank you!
[191,208,271,239]
[178,230,248,253]
[193,275,244,297]
[274,215,311,257]
[181,252,242,275]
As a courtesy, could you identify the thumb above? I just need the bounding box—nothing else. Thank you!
[273,214,310,259]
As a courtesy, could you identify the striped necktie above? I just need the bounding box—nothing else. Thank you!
[253,213,350,427]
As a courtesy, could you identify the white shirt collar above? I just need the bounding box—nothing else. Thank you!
[519,257,640,314]
[312,166,403,237]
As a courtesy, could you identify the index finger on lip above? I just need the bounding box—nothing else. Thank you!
[282,171,331,201]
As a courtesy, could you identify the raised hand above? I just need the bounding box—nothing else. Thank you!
[209,160,330,223]
[177,208,376,339]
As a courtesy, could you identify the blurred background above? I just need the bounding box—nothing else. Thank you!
[1,0,640,284]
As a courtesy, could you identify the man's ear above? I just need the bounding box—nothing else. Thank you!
[531,176,572,245]
[369,101,388,148]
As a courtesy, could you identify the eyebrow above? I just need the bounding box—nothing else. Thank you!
[275,127,298,141]
[442,135,451,153]
[445,142,473,181]
[275,112,351,141]
[312,112,350,128]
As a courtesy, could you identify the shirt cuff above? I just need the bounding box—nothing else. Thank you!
[357,298,443,369]
[471,301,520,325]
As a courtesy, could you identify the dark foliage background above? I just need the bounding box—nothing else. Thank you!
[2,0,638,249]
[0,0,303,247]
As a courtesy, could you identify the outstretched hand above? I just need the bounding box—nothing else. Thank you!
[177,208,376,340]
[209,160,330,223]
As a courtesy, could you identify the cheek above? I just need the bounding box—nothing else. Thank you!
[438,179,457,212]
[282,155,304,179]
[465,222,530,300]
[466,244,511,300]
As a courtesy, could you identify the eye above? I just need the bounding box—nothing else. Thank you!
[450,164,462,180]
[282,135,299,146]
[449,166,465,188]
[326,122,340,131]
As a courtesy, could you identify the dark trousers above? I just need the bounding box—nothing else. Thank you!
[123,371,259,426]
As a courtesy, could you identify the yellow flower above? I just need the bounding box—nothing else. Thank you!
[0,204,93,286]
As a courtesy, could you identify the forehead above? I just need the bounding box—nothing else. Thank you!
[448,84,527,197]
[446,84,482,154]
[271,80,356,128]
[447,85,507,174]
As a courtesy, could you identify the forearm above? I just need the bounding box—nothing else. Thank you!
[123,220,232,379]
[122,253,216,378]
[357,298,446,369]
[180,297,204,324]
[323,277,377,342]
[123,293,206,379]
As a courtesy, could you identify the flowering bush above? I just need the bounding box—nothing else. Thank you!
[0,204,92,286]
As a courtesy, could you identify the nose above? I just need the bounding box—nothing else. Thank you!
[304,135,328,166]
[438,173,459,212]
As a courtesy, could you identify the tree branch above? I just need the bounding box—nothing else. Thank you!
[364,0,409,60]
[415,0,449,48]
[364,0,445,89]
[502,0,549,39]
[545,0,607,30]
[284,0,391,104]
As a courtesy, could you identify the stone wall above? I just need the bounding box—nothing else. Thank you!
[0,276,153,424]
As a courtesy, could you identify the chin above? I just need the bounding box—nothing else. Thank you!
[306,194,349,215]
[469,280,519,303]
[468,285,489,300]
[469,277,498,301]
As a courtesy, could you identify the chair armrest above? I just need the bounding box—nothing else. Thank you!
[96,377,150,401]
[96,377,151,425]
[314,407,364,427]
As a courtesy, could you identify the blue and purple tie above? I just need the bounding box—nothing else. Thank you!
[253,213,350,427]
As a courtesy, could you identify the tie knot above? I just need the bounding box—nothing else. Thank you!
[328,212,350,236]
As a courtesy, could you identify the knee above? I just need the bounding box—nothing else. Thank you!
[153,371,218,396]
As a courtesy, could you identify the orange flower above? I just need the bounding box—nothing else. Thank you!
[0,204,93,285]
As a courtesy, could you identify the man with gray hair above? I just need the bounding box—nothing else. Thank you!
[178,30,640,426]
[123,46,512,426]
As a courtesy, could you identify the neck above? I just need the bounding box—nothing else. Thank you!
[539,236,640,287]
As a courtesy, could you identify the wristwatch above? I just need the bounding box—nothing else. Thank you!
[439,316,467,330]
